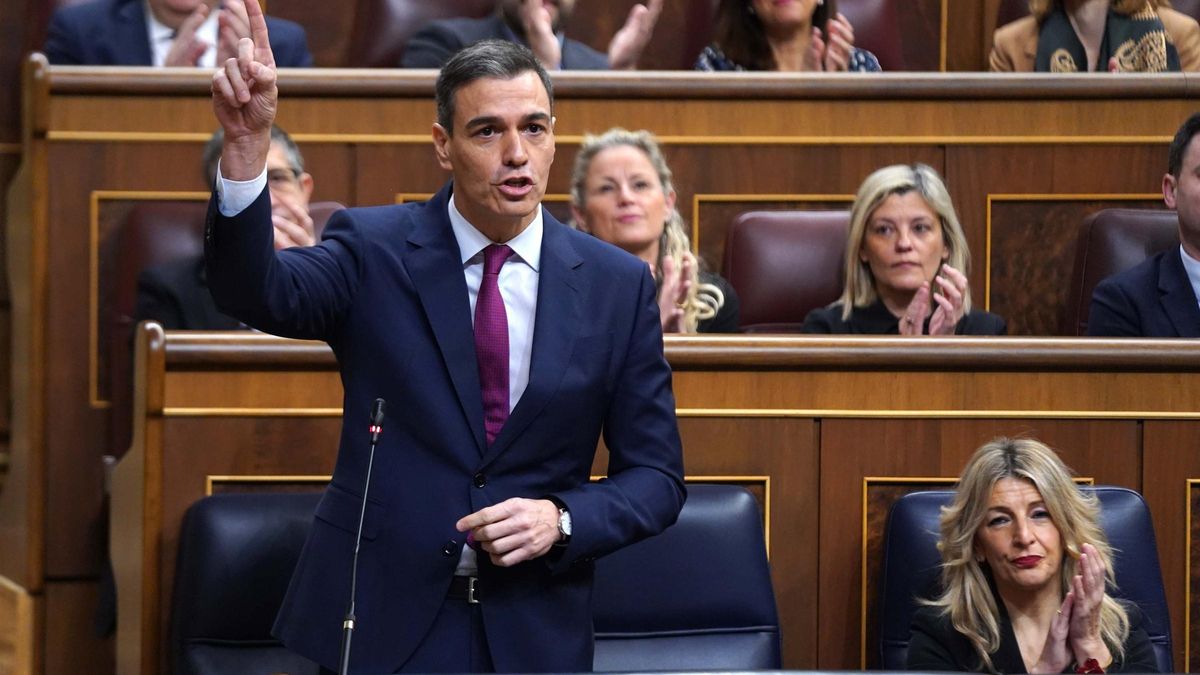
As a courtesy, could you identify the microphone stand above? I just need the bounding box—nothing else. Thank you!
[338,398,386,675]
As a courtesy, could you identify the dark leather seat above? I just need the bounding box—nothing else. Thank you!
[1060,208,1178,335]
[877,486,1173,672]
[107,200,343,459]
[171,492,323,675]
[343,0,497,67]
[170,484,779,673]
[722,210,849,332]
[593,484,781,671]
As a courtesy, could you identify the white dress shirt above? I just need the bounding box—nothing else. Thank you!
[1180,245,1200,310]
[217,173,544,576]
[145,0,219,68]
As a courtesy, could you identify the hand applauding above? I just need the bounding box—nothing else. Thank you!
[899,263,968,336]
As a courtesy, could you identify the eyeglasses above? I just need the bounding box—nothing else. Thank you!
[267,168,302,189]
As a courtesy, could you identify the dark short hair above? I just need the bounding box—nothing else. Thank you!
[201,125,305,186]
[435,39,554,135]
[1168,112,1200,178]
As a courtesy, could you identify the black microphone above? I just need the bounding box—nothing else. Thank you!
[338,398,386,675]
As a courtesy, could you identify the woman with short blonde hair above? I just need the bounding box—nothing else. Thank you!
[802,164,1005,335]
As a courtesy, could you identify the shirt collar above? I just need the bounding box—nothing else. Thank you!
[448,193,543,272]
[144,0,219,65]
[144,2,175,45]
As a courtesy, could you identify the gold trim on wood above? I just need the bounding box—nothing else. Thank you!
[205,474,331,495]
[859,476,957,667]
[983,193,1164,311]
[45,131,1178,146]
[677,408,1200,420]
[163,407,344,417]
[1188,478,1199,669]
[89,191,210,408]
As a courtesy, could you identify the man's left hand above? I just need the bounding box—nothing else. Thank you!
[457,498,562,567]
[607,0,662,70]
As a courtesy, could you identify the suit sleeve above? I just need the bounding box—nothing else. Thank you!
[548,265,686,572]
[1087,278,1143,337]
[43,8,84,65]
[267,18,314,67]
[906,607,964,671]
[204,187,361,340]
[401,23,462,68]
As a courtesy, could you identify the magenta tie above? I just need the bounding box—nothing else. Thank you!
[475,244,515,446]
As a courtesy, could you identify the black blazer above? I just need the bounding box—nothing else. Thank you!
[908,604,1159,673]
[44,0,313,66]
[401,13,609,69]
[1088,247,1200,337]
[801,300,1008,335]
[134,256,242,331]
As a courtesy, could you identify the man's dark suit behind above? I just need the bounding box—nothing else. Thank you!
[402,14,608,69]
[43,0,313,66]
[1088,247,1200,336]
[205,182,685,672]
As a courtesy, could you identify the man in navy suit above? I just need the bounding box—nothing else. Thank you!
[402,0,662,70]
[207,3,685,672]
[1089,112,1200,337]
[44,0,312,67]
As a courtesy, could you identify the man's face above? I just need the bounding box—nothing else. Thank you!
[503,0,576,33]
[432,72,555,238]
[1164,134,1200,256]
[265,142,313,211]
[146,0,216,28]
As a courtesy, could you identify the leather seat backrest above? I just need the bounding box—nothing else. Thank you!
[839,0,906,70]
[1060,208,1178,335]
[592,484,781,671]
[723,210,849,332]
[344,0,497,67]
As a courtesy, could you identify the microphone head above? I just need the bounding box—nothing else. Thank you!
[370,398,386,426]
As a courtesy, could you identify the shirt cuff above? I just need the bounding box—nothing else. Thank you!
[215,159,268,217]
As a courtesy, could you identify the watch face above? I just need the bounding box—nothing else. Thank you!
[560,509,572,536]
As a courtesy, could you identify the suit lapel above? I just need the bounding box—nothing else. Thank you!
[115,0,154,66]
[404,185,487,454]
[1158,248,1200,337]
[481,216,583,467]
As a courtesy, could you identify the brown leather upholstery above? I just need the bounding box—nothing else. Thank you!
[106,200,343,458]
[722,210,849,333]
[1060,208,1179,336]
[840,0,906,70]
[343,0,497,67]
[997,0,1200,31]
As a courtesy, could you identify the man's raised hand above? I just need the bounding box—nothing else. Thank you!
[211,0,277,180]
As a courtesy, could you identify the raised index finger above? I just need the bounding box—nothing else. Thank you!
[245,0,276,66]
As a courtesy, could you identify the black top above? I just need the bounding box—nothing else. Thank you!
[696,271,741,334]
[907,602,1159,673]
[135,256,243,331]
[801,299,1007,335]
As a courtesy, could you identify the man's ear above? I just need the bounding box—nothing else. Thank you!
[298,172,314,202]
[1164,172,1179,209]
[432,123,453,171]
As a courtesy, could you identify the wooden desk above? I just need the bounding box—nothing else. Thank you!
[111,328,1200,673]
[7,59,1200,671]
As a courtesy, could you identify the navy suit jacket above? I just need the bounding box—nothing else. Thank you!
[204,183,686,672]
[1088,247,1200,337]
[44,0,313,67]
[401,13,609,69]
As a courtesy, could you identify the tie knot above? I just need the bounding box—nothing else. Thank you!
[482,244,515,276]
